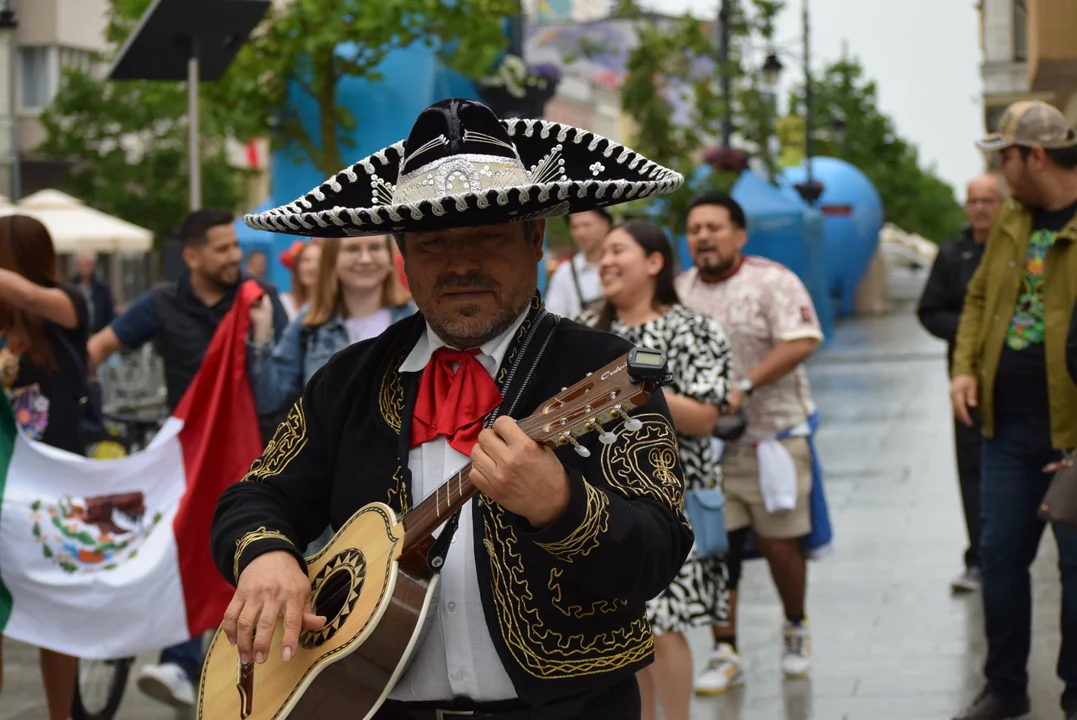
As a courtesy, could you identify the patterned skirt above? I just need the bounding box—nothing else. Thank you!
[647,546,730,635]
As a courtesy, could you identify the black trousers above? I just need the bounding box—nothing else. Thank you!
[374,675,641,720]
[954,413,983,569]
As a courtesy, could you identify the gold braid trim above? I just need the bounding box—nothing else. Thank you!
[481,495,654,679]
[378,349,406,434]
[242,400,307,483]
[600,413,684,512]
[548,567,627,618]
[535,481,608,563]
[386,463,409,514]
[233,527,294,581]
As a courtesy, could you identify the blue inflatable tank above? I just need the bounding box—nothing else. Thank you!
[779,157,884,316]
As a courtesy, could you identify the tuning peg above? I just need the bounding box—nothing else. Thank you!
[599,429,618,445]
[623,417,642,432]
[560,431,591,458]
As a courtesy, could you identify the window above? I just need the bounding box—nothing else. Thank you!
[19,46,57,112]
[1014,0,1027,62]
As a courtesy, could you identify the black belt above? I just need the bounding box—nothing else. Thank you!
[378,694,588,720]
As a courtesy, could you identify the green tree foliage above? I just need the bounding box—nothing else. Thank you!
[611,0,784,233]
[212,0,518,175]
[790,57,966,242]
[39,0,516,241]
[39,0,246,241]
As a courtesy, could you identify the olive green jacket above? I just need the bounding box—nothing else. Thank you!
[952,198,1077,450]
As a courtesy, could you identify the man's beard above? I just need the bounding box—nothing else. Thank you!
[420,273,535,349]
[696,255,736,278]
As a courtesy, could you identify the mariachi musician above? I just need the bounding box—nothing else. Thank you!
[210,98,693,719]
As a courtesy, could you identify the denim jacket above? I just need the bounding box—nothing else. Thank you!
[248,302,415,414]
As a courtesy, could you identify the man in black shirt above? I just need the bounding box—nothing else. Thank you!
[87,208,287,709]
[918,174,1002,594]
[951,100,1077,720]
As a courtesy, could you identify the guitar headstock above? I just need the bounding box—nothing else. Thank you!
[517,348,669,458]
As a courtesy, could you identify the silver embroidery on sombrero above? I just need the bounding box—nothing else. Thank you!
[394,153,529,207]
[243,119,684,237]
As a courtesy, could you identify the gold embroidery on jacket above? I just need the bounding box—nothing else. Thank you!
[481,495,654,678]
[535,481,608,562]
[234,526,293,581]
[387,464,409,514]
[600,413,683,512]
[241,400,307,483]
[378,351,405,434]
[548,567,628,618]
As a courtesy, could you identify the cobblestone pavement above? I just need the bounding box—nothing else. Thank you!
[1,311,1065,720]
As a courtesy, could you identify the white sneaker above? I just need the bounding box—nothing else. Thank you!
[694,643,745,695]
[950,566,982,594]
[136,662,195,707]
[781,619,811,678]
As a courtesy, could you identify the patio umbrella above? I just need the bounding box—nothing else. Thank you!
[0,190,153,254]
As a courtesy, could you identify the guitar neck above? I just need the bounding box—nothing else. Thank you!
[400,464,477,552]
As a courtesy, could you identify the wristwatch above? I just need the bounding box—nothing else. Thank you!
[736,377,754,396]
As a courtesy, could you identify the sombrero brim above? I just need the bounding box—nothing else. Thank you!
[244,118,684,238]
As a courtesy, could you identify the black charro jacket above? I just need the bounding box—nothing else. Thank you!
[210,297,694,706]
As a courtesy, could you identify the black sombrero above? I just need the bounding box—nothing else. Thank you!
[244,98,684,238]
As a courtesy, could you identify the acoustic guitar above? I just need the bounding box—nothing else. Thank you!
[196,348,670,720]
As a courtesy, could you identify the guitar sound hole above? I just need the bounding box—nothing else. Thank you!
[312,569,352,621]
[300,548,367,649]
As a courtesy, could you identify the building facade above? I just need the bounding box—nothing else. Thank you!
[979,0,1077,133]
[2,0,110,199]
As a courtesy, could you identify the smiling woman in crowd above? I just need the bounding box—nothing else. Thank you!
[578,219,732,720]
[247,233,414,417]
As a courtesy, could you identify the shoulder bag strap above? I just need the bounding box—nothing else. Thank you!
[568,256,586,308]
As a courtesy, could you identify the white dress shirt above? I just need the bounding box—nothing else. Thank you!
[544,252,603,319]
[387,308,530,702]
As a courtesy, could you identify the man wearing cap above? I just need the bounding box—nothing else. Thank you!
[209,98,693,718]
[951,100,1077,720]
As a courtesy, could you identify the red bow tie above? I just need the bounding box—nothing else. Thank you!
[410,347,503,456]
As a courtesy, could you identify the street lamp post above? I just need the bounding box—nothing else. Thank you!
[720,0,824,204]
[718,0,733,149]
[0,0,19,201]
[794,0,824,205]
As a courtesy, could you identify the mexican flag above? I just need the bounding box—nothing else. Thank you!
[0,280,265,659]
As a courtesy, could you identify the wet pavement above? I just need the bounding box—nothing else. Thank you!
[1,310,1066,720]
[684,310,1064,720]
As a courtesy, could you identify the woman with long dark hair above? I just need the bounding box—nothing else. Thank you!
[0,214,90,720]
[580,220,732,720]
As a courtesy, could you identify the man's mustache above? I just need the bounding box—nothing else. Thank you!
[435,274,500,293]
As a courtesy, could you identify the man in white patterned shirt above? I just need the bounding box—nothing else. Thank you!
[674,193,823,696]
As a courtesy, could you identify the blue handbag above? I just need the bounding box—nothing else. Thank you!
[683,487,728,558]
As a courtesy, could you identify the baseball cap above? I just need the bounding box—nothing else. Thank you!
[976,100,1077,152]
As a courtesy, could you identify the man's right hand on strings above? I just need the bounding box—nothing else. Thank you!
[222,550,325,665]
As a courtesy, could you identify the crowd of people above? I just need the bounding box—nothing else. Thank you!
[0,94,1074,720]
